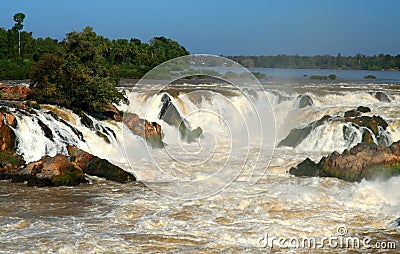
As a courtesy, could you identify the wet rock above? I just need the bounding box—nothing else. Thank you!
[67,146,136,183]
[387,218,400,228]
[37,118,54,141]
[123,112,164,148]
[2,154,87,187]
[375,92,391,102]
[0,111,17,151]
[345,115,388,137]
[89,103,122,122]
[80,113,94,130]
[279,109,389,148]
[289,158,322,177]
[269,91,291,103]
[0,85,31,101]
[278,115,331,148]
[158,93,202,142]
[357,106,371,113]
[344,110,361,118]
[95,130,110,143]
[0,147,136,186]
[361,130,375,146]
[290,141,400,182]
[297,94,314,108]
[99,103,122,121]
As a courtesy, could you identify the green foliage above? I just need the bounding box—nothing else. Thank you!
[250,72,266,79]
[0,150,25,167]
[0,59,32,79]
[228,54,400,70]
[0,14,189,80]
[31,103,41,109]
[364,74,377,79]
[52,166,86,186]
[31,27,126,114]
[310,75,328,80]
[328,74,337,80]
[13,13,25,29]
[309,74,337,80]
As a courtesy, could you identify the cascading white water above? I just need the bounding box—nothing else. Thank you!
[6,85,400,176]
[269,88,400,153]
[11,106,132,165]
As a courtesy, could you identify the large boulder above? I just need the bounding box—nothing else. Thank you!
[375,92,391,102]
[158,93,202,143]
[123,112,164,148]
[278,115,331,147]
[67,146,136,183]
[290,141,400,182]
[0,85,31,101]
[0,154,87,187]
[90,103,122,121]
[296,94,314,108]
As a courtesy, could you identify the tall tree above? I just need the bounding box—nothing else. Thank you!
[13,12,25,57]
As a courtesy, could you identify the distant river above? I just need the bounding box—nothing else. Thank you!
[251,68,400,83]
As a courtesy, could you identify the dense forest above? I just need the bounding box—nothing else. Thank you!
[0,14,189,80]
[0,13,189,116]
[228,54,400,70]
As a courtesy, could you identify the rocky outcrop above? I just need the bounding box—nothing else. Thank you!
[278,115,331,147]
[158,93,202,143]
[290,141,400,182]
[0,153,86,187]
[375,92,391,102]
[357,106,371,113]
[67,146,136,183]
[123,112,164,148]
[278,107,389,148]
[0,146,136,186]
[0,85,31,101]
[296,94,314,108]
[0,111,17,151]
[90,103,122,122]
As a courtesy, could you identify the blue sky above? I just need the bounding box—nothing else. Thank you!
[1,0,399,56]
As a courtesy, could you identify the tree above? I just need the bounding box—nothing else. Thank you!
[13,13,25,57]
[32,27,125,114]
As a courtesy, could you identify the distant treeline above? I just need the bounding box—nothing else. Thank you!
[228,54,400,70]
[0,22,188,79]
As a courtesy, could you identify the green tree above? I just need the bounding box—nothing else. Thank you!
[32,27,125,114]
[13,13,25,57]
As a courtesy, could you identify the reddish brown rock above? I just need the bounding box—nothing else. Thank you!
[101,103,122,121]
[67,146,136,183]
[0,85,31,101]
[23,154,84,184]
[3,154,87,187]
[0,147,136,186]
[0,112,17,151]
[290,141,400,182]
[123,112,164,148]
